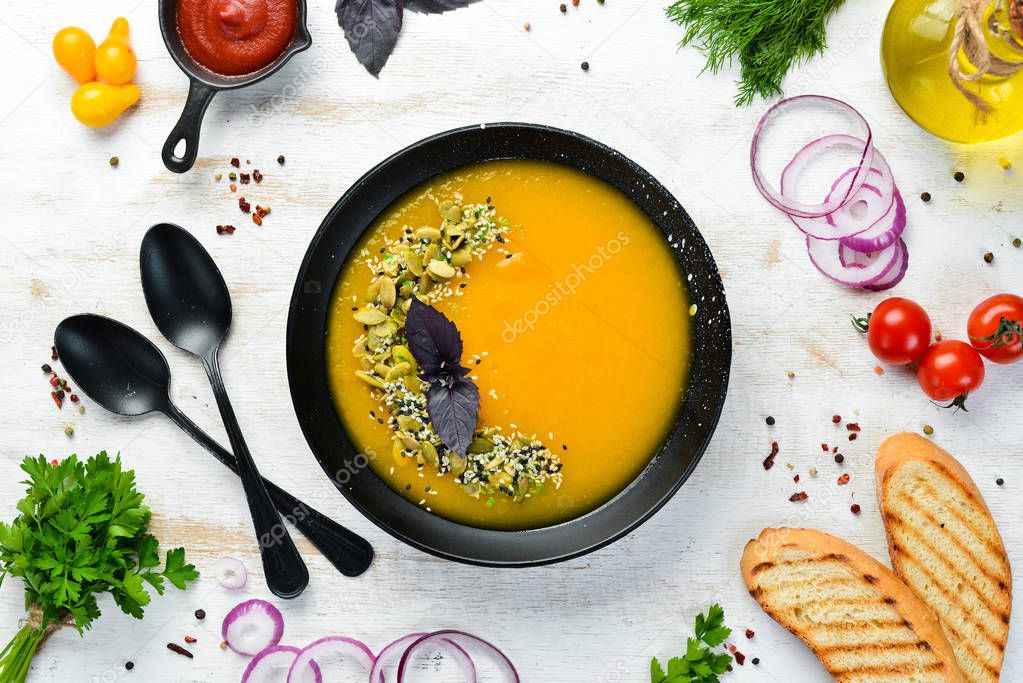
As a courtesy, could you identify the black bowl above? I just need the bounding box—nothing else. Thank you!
[158,0,311,173]
[287,123,731,567]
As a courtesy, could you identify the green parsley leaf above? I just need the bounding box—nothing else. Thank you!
[649,604,734,683]
[0,453,200,682]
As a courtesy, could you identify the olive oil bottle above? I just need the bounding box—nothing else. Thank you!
[882,0,1023,142]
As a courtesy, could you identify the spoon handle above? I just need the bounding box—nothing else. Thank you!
[201,349,309,599]
[164,404,374,577]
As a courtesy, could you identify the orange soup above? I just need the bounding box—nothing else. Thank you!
[325,159,691,530]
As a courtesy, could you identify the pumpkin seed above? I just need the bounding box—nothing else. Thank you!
[449,247,472,267]
[415,226,442,242]
[427,260,456,280]
[379,276,396,309]
[365,280,381,303]
[386,362,411,380]
[403,375,423,393]
[355,370,385,388]
[448,453,467,476]
[397,415,422,432]
[418,272,434,293]
[421,441,439,467]
[392,439,407,464]
[400,435,419,451]
[404,252,424,277]
[491,471,512,488]
[353,307,388,325]
[392,345,417,371]
[402,297,413,312]
[373,319,398,338]
[462,481,481,498]
[445,204,463,222]
[423,243,441,264]
[373,363,391,378]
[438,200,454,217]
[468,437,494,454]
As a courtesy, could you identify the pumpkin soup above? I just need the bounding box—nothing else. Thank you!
[325,159,691,530]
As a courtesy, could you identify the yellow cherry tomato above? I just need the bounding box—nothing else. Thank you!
[53,27,96,84]
[70,82,140,127]
[94,17,136,85]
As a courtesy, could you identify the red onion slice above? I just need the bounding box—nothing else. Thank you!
[751,95,874,218]
[222,599,285,656]
[213,556,248,589]
[368,633,428,683]
[243,646,322,683]
[864,239,909,291]
[840,188,906,253]
[806,234,901,287]
[286,637,374,683]
[397,631,518,683]
[786,149,896,239]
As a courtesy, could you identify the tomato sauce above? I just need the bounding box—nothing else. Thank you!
[177,0,297,76]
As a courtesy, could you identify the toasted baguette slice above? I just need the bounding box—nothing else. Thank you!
[742,527,964,682]
[877,433,1012,683]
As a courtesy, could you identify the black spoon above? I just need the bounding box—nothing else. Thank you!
[54,314,374,579]
[139,223,308,599]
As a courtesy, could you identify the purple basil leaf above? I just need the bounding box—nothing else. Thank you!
[405,298,463,376]
[335,0,403,77]
[404,0,482,13]
[426,374,480,456]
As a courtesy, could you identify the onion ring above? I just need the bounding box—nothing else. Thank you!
[242,646,322,683]
[397,630,518,682]
[286,636,374,683]
[222,599,285,657]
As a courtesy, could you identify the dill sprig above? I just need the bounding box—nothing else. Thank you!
[666,0,847,106]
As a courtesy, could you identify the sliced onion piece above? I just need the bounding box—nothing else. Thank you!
[840,188,906,253]
[864,239,909,291]
[222,599,285,656]
[806,234,901,287]
[397,631,517,683]
[751,95,874,218]
[369,633,428,683]
[286,637,373,683]
[243,646,322,683]
[786,150,896,239]
[213,556,248,589]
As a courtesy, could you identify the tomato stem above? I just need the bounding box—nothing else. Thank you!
[934,393,970,413]
[850,313,871,334]
[970,316,1022,349]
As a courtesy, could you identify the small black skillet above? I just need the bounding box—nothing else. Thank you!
[158,0,311,173]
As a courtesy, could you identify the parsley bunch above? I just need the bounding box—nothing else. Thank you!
[651,604,733,683]
[0,453,199,683]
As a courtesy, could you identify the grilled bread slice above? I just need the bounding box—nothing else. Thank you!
[742,527,964,682]
[877,432,1012,683]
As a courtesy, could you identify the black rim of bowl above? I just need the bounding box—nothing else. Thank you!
[287,123,732,567]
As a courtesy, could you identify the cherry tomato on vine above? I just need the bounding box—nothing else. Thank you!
[917,340,985,406]
[967,293,1023,364]
[853,297,932,365]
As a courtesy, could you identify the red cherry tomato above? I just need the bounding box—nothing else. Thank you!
[858,297,932,365]
[917,340,985,404]
[967,293,1023,364]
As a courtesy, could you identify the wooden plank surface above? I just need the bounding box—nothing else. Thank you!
[0,0,1020,680]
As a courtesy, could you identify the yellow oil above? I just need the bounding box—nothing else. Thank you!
[882,0,1023,142]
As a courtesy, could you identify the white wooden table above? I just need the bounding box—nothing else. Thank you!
[1,0,1021,680]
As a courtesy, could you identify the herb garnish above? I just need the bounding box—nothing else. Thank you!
[0,453,199,683]
[405,298,480,455]
[650,604,733,683]
[335,0,483,76]
[666,0,847,106]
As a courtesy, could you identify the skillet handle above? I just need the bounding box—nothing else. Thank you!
[162,80,216,174]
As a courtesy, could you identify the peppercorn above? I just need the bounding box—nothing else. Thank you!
[984,252,994,264]
[230,157,240,167]
[70,394,79,403]
[41,363,51,374]
[125,661,134,671]
[560,3,566,11]
[1014,238,1022,248]
[848,433,858,441]
[109,156,119,167]
[765,416,775,426]
[277,154,286,165]
[253,169,263,183]
[215,173,222,181]
[745,629,755,639]
[195,608,206,620]
[953,171,965,182]
[996,478,1004,486]
[832,414,841,423]
[835,453,844,464]
[850,503,861,514]
[64,425,74,437]
[751,658,760,665]
[923,424,934,435]
[523,22,531,30]
[920,191,931,202]
[580,61,589,71]
[787,371,795,378]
